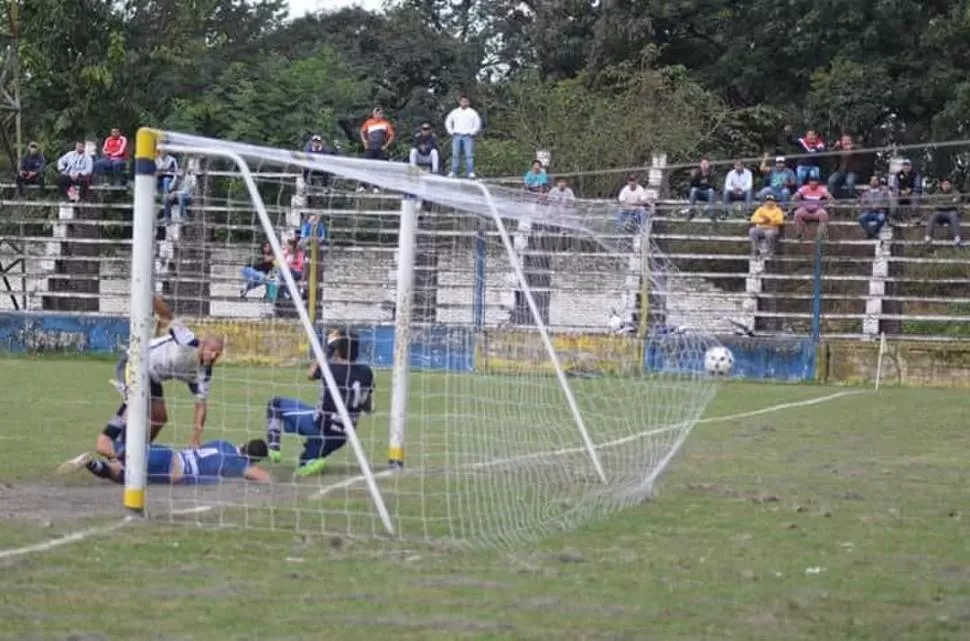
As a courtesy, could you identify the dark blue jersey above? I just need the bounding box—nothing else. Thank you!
[147,440,249,485]
[310,362,375,432]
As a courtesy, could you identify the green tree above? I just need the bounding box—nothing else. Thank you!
[478,62,739,193]
[165,48,370,149]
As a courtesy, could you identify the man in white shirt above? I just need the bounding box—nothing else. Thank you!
[617,174,652,231]
[155,149,179,197]
[164,158,199,224]
[723,159,754,212]
[445,95,482,178]
[56,141,94,201]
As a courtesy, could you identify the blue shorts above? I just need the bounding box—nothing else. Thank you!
[274,398,324,438]
[271,397,348,463]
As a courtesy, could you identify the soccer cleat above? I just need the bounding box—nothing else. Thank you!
[56,452,93,475]
[268,448,282,464]
[294,458,327,478]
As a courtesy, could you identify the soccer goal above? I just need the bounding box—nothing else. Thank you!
[123,128,721,547]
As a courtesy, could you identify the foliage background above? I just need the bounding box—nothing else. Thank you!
[6,0,970,188]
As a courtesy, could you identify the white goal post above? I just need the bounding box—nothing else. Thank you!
[123,128,720,546]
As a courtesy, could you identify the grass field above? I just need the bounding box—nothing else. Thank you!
[1,356,968,640]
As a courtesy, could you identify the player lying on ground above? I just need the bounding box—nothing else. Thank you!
[58,439,272,484]
[265,328,374,478]
[103,296,224,455]
[59,297,224,471]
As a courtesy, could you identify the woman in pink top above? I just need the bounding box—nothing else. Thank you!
[283,238,306,280]
[792,172,833,238]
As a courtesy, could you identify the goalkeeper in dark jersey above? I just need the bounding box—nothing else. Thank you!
[265,329,375,478]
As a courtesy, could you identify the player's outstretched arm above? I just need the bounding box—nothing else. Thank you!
[190,400,206,448]
[243,466,272,483]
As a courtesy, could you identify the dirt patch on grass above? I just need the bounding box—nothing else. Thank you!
[0,482,122,525]
[0,463,364,530]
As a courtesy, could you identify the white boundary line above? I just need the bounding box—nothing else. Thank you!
[0,506,213,562]
[310,389,862,499]
[0,517,134,561]
[0,390,860,559]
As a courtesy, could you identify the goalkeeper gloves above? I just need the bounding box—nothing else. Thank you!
[268,448,282,464]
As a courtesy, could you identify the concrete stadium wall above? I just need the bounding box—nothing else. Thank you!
[819,339,970,388]
[1,243,750,333]
[0,312,815,381]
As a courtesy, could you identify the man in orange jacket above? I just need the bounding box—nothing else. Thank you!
[359,107,396,161]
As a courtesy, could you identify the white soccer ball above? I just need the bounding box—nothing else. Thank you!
[704,346,734,376]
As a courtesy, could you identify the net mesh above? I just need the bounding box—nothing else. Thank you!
[142,131,721,547]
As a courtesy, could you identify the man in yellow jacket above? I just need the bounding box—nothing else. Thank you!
[749,193,785,257]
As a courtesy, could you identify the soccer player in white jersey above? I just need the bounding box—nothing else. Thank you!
[58,296,224,473]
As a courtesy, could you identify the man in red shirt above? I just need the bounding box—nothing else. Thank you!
[95,128,129,186]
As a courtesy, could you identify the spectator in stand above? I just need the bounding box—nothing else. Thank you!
[548,176,576,205]
[445,95,482,178]
[857,174,892,239]
[523,160,549,193]
[303,134,338,191]
[240,241,276,298]
[894,158,922,220]
[924,178,963,247]
[792,169,833,239]
[359,107,395,161]
[748,193,785,257]
[757,155,797,203]
[95,128,129,186]
[617,174,651,231]
[409,123,440,174]
[281,237,306,299]
[827,133,865,199]
[15,142,46,196]
[687,158,717,219]
[786,126,826,185]
[722,159,753,212]
[298,214,326,250]
[163,159,198,224]
[155,148,178,198]
[56,141,93,201]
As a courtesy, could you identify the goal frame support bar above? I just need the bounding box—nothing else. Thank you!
[396,172,608,484]
[123,128,160,514]
[388,195,418,467]
[127,129,396,536]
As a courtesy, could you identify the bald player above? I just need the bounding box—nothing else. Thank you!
[58,297,224,473]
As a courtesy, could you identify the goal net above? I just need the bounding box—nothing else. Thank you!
[124,129,722,547]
